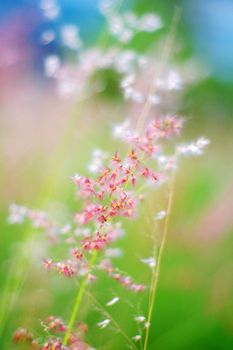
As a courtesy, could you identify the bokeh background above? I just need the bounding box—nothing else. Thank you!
[0,0,233,349]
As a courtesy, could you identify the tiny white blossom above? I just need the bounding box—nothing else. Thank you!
[197,137,210,147]
[113,120,130,139]
[106,297,120,306]
[119,29,134,43]
[114,51,136,73]
[59,224,71,235]
[132,335,141,342]
[40,0,60,20]
[120,74,135,89]
[57,78,77,98]
[135,316,146,323]
[139,14,162,32]
[109,15,124,36]
[141,257,156,268]
[97,319,111,328]
[8,204,27,224]
[155,210,166,220]
[99,0,115,15]
[148,94,160,105]
[41,30,55,44]
[61,25,82,50]
[157,155,177,171]
[167,70,182,90]
[88,148,108,173]
[44,55,60,77]
[177,137,210,157]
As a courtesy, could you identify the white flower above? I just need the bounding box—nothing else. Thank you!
[139,14,162,32]
[8,203,27,224]
[113,120,130,139]
[97,319,111,328]
[106,297,120,306]
[155,210,166,220]
[197,137,210,147]
[167,70,182,90]
[141,257,156,268]
[120,74,135,89]
[61,25,82,50]
[41,30,55,45]
[135,316,146,323]
[177,137,210,157]
[132,335,141,342]
[88,148,108,173]
[44,55,60,77]
[40,0,60,20]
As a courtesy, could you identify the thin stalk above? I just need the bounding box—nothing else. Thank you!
[88,293,138,350]
[143,172,176,350]
[63,251,97,345]
[136,6,182,134]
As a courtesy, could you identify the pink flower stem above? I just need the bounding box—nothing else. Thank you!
[63,250,97,346]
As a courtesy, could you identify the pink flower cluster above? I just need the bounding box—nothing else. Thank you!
[9,114,185,283]
[73,116,183,228]
[13,319,90,350]
[100,259,146,293]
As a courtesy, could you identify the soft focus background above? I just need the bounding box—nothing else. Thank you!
[0,0,233,349]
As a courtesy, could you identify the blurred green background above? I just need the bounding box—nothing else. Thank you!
[0,0,233,349]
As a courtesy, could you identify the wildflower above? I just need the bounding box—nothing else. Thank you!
[139,13,162,32]
[60,25,82,50]
[59,224,71,235]
[43,316,66,333]
[9,5,210,349]
[40,0,60,20]
[56,262,75,277]
[72,248,83,260]
[41,339,64,350]
[132,335,141,342]
[8,203,27,224]
[97,319,111,329]
[113,120,130,139]
[134,316,146,323]
[88,149,108,173]
[43,258,53,270]
[41,30,55,45]
[13,328,33,343]
[87,274,97,283]
[155,210,167,220]
[177,137,210,157]
[44,55,60,77]
[106,297,119,306]
[141,257,156,268]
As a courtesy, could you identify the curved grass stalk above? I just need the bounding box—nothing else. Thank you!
[143,172,176,350]
[88,292,138,350]
[63,251,97,345]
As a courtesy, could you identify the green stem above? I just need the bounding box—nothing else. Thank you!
[63,251,97,345]
[143,173,175,350]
